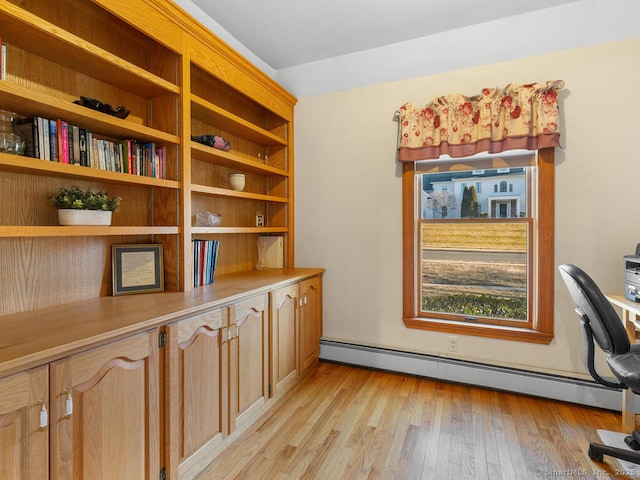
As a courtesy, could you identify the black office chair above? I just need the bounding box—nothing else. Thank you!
[558,263,640,465]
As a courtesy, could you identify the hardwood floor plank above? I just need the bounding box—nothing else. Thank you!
[195,362,634,480]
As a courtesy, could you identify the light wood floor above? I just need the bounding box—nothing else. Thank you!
[196,361,636,479]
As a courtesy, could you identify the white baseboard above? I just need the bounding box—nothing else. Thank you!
[319,339,633,413]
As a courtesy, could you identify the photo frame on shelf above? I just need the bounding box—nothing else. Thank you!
[112,244,164,295]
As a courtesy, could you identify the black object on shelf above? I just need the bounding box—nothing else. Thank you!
[73,96,130,119]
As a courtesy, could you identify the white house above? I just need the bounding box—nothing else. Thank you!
[422,168,526,219]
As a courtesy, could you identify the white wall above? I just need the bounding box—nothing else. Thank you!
[171,0,640,380]
[294,37,640,379]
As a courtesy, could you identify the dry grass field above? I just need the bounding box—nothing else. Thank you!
[423,260,527,299]
[421,222,527,251]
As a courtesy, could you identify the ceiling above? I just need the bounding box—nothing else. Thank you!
[190,0,580,70]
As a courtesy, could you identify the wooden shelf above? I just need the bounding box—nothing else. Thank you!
[0,225,179,238]
[191,95,287,147]
[192,226,288,235]
[191,184,288,203]
[0,3,179,97]
[191,142,288,177]
[0,83,180,145]
[0,152,180,188]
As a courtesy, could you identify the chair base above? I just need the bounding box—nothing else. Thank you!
[625,430,640,450]
[589,437,640,465]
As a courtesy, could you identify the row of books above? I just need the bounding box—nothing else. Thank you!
[13,116,167,179]
[193,239,220,287]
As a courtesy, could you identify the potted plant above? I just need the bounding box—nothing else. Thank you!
[48,186,121,225]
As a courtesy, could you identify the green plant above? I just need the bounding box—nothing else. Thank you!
[48,186,121,212]
[422,293,527,320]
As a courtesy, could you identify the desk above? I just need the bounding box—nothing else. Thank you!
[606,294,640,431]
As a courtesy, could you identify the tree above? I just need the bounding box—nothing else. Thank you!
[425,190,457,218]
[461,185,480,218]
[469,185,479,217]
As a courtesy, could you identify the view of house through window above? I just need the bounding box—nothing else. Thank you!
[418,163,533,327]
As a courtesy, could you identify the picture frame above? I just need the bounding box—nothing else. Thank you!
[112,243,164,296]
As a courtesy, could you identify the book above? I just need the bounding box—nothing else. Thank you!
[258,236,284,268]
[59,120,69,164]
[1,39,5,81]
[41,118,50,161]
[48,119,58,162]
[13,117,39,158]
[70,124,79,165]
[78,128,88,166]
[193,239,220,287]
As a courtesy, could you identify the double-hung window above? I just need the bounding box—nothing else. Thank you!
[402,148,555,343]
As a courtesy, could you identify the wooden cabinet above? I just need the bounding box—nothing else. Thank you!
[49,330,160,480]
[270,283,299,397]
[0,0,317,477]
[228,294,269,432]
[165,308,229,480]
[300,276,323,372]
[0,270,322,480]
[164,275,322,479]
[269,274,323,398]
[0,366,48,480]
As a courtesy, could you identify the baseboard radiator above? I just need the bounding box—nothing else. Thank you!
[319,339,637,413]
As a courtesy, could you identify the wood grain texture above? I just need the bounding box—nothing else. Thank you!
[49,331,159,480]
[195,362,631,480]
[299,276,322,372]
[270,284,299,397]
[0,269,323,377]
[1,0,297,308]
[0,366,48,480]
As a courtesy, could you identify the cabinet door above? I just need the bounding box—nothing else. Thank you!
[269,284,299,397]
[300,276,323,372]
[165,308,229,479]
[0,366,48,480]
[229,294,268,432]
[50,331,159,480]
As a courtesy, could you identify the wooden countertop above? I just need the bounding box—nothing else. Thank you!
[0,268,324,378]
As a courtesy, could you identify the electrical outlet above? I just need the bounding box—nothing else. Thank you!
[448,335,458,352]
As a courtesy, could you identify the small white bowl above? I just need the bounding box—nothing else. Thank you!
[228,173,246,191]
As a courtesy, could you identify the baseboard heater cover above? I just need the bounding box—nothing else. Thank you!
[319,339,636,413]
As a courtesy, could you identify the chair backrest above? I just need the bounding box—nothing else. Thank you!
[558,263,630,355]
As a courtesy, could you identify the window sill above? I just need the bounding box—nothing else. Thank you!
[403,317,554,344]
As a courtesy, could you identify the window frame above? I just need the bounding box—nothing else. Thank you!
[402,147,555,344]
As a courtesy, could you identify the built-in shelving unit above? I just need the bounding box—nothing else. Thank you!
[186,58,293,279]
[0,3,320,479]
[0,0,296,316]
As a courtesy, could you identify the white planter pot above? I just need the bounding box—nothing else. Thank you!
[58,209,112,226]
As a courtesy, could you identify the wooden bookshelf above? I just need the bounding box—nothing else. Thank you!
[0,0,296,314]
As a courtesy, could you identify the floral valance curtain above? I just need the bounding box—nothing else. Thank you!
[397,80,564,161]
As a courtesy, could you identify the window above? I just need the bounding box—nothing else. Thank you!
[402,148,555,344]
